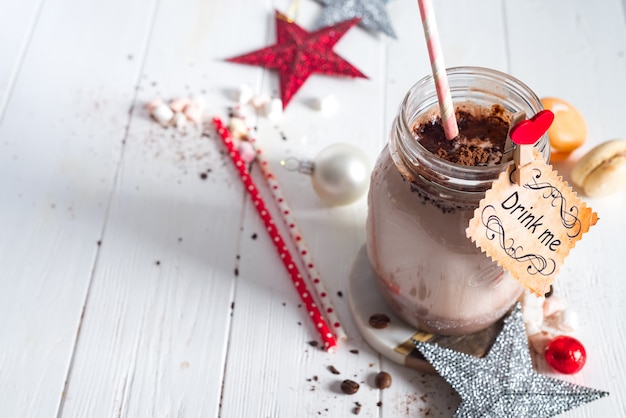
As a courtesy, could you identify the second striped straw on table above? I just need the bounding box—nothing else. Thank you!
[245,122,348,342]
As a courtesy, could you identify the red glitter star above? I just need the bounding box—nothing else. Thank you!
[227,10,367,108]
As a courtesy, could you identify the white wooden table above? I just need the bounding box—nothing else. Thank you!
[2,0,625,416]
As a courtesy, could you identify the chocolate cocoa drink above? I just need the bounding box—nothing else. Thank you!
[415,103,509,167]
[366,67,549,336]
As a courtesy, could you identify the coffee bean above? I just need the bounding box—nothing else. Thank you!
[369,313,390,329]
[374,371,392,389]
[341,379,360,395]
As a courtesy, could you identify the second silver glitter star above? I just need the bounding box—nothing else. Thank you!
[413,304,608,417]
[315,0,396,38]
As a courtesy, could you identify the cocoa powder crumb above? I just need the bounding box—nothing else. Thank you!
[328,365,340,375]
[413,105,509,167]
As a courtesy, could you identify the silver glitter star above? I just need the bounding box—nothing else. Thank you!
[315,0,396,38]
[413,304,608,417]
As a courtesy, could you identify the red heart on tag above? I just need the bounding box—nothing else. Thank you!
[510,110,554,145]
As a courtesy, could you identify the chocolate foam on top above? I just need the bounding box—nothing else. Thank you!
[412,103,511,167]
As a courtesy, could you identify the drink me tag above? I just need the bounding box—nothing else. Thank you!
[466,112,598,296]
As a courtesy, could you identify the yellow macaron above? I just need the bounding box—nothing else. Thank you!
[572,139,626,197]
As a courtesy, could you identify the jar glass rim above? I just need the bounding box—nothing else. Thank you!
[395,66,547,185]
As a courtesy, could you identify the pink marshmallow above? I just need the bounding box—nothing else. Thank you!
[238,141,256,163]
[183,102,203,123]
[543,295,566,318]
[528,331,554,354]
[146,98,164,112]
[169,97,191,113]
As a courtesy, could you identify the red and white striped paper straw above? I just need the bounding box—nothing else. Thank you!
[244,126,347,342]
[212,116,338,352]
[417,0,458,140]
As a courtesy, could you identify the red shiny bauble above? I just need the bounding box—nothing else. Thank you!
[545,335,587,374]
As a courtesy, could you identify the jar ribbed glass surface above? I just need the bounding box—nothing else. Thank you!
[366,67,549,335]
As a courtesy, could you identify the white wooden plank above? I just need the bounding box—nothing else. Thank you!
[56,0,272,417]
[0,0,43,113]
[217,0,390,416]
[0,0,157,416]
[505,1,626,416]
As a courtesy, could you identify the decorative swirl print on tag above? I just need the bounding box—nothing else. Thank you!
[468,107,598,296]
[481,205,556,276]
[524,168,582,238]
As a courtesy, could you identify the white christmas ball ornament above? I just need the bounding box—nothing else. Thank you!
[311,143,370,205]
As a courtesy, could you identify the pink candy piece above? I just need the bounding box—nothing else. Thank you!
[238,141,256,163]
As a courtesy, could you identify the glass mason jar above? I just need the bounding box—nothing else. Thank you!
[366,67,549,336]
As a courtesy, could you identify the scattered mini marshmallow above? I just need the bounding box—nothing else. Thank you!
[237,84,254,104]
[172,112,187,129]
[229,117,248,139]
[238,141,256,163]
[543,295,566,318]
[183,102,203,123]
[316,94,339,114]
[150,102,175,126]
[183,95,206,123]
[559,309,579,332]
[251,94,270,109]
[521,290,545,328]
[525,321,542,337]
[265,98,283,122]
[169,97,191,113]
[146,98,164,113]
[528,331,554,354]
